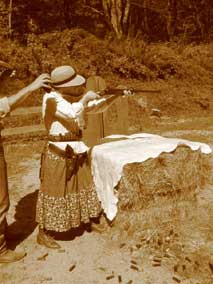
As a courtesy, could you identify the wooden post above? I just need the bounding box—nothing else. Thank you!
[83,75,129,146]
[103,95,129,136]
[82,96,129,147]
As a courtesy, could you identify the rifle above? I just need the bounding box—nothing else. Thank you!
[85,76,161,113]
[86,75,161,97]
[97,87,161,96]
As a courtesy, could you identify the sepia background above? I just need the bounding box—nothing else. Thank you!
[0,1,212,284]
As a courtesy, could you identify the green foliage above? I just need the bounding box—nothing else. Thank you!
[181,43,213,72]
[143,44,181,79]
[0,28,212,120]
[0,29,212,84]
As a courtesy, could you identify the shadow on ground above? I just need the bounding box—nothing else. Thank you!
[7,190,94,249]
[7,190,38,249]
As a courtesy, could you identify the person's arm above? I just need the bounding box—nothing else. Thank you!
[8,73,51,110]
[78,91,100,108]
[45,91,100,131]
[0,97,10,118]
[53,91,100,122]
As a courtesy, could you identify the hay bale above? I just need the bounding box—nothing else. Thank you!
[202,151,213,185]
[109,145,212,235]
[117,145,205,211]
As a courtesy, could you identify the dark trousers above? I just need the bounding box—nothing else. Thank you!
[0,142,9,253]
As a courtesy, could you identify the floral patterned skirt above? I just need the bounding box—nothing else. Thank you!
[36,145,102,232]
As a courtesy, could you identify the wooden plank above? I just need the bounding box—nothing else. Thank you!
[82,96,129,146]
[82,113,103,147]
[103,96,129,136]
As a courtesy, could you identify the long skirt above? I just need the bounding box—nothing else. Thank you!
[36,144,102,232]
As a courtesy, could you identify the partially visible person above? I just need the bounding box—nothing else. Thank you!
[36,65,102,249]
[0,61,51,263]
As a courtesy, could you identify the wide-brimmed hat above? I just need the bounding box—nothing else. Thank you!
[51,65,85,88]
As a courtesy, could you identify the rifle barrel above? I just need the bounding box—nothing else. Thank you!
[133,89,161,93]
[100,88,161,95]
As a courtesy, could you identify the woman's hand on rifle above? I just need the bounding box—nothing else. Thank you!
[80,91,100,107]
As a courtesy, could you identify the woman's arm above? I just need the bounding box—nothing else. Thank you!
[8,74,51,110]
[44,95,82,132]
[79,91,100,108]
[52,91,100,122]
[46,91,100,131]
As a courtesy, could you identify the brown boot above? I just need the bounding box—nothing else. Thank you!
[91,214,110,233]
[0,249,26,263]
[37,228,61,249]
[91,222,106,233]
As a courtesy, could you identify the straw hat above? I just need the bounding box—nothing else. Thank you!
[51,65,85,88]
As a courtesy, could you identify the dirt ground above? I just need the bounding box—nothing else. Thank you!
[0,114,213,284]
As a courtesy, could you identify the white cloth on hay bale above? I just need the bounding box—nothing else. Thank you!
[91,133,212,221]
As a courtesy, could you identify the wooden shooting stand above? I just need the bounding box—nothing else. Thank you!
[82,76,129,147]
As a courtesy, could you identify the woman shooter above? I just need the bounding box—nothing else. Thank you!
[36,65,102,249]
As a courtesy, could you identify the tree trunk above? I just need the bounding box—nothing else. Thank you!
[143,0,149,35]
[102,0,131,39]
[8,0,12,37]
[167,0,177,41]
[0,1,7,37]
[193,0,211,41]
[122,0,131,34]
[63,0,71,28]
